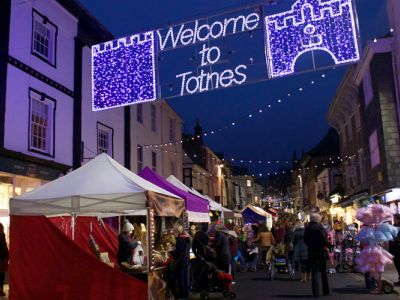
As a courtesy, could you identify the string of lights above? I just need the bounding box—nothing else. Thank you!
[181,154,359,180]
[143,69,332,148]
[145,140,358,165]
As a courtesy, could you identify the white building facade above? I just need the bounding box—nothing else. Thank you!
[130,100,183,179]
[0,0,132,239]
[0,0,79,236]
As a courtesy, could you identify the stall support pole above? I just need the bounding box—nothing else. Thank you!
[146,207,151,300]
[71,212,76,241]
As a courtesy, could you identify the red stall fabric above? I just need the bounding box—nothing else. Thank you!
[9,216,147,300]
[49,216,119,265]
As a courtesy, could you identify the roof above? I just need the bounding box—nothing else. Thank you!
[11,154,180,216]
[56,0,114,44]
[306,128,340,157]
[167,175,223,211]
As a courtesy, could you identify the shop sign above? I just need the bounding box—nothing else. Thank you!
[92,0,361,110]
[383,188,400,203]
[0,156,63,181]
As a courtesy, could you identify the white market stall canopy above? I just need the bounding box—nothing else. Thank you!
[11,154,181,216]
[167,175,224,212]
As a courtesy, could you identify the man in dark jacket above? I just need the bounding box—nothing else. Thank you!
[304,213,330,298]
[170,228,191,300]
[214,229,231,273]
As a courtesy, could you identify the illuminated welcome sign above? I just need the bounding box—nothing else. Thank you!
[92,0,360,111]
[265,0,360,78]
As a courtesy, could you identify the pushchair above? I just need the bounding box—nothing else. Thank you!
[191,254,236,299]
[335,233,359,273]
[266,243,294,280]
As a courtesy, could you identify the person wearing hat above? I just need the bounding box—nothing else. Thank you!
[117,220,138,266]
[304,213,330,298]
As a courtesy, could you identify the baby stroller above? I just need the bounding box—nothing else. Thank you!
[191,254,236,299]
[266,243,294,280]
[336,233,358,273]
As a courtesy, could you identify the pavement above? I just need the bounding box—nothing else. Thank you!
[190,269,400,299]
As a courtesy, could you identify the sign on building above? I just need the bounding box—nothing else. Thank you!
[92,0,360,110]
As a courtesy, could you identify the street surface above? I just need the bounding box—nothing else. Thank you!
[191,270,399,299]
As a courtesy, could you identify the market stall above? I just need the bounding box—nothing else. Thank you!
[10,153,184,300]
[140,168,210,223]
[241,204,272,228]
[167,175,224,221]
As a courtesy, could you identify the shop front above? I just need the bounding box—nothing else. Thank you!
[329,192,369,227]
[380,188,400,213]
[0,153,68,240]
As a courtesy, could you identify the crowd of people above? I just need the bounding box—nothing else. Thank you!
[117,211,394,299]
[149,210,335,299]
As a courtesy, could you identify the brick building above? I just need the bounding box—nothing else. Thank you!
[327,35,400,212]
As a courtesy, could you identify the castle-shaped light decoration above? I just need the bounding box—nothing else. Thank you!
[265,0,360,78]
[92,32,157,111]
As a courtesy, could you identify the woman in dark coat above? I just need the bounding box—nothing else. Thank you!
[292,221,309,282]
[0,223,8,297]
[117,221,138,266]
[170,227,191,300]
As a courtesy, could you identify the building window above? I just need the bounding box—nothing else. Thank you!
[137,104,143,123]
[169,118,175,142]
[369,130,380,168]
[97,122,113,156]
[151,104,156,132]
[363,68,373,107]
[183,168,192,187]
[246,179,252,187]
[137,145,143,172]
[29,89,55,156]
[151,151,157,172]
[32,10,57,66]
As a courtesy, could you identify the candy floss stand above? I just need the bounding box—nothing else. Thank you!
[8,154,184,300]
[355,204,398,293]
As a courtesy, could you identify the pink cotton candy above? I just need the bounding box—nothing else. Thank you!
[356,246,393,274]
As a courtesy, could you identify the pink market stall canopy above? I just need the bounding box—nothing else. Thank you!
[91,0,361,110]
